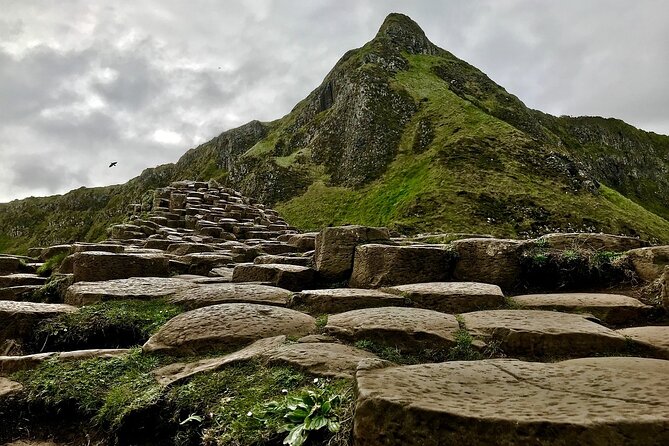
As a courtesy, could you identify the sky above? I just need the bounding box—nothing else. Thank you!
[1,0,668,203]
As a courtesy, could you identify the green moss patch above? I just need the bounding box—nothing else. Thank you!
[8,353,353,446]
[29,299,181,353]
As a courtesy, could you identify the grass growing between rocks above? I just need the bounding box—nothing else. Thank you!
[9,352,354,446]
[36,252,68,276]
[29,299,182,353]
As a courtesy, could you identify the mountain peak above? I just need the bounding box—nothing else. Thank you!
[374,13,437,55]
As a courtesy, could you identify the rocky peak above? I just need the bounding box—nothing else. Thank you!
[373,13,438,55]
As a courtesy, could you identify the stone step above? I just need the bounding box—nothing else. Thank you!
[142,303,316,355]
[232,263,315,291]
[618,326,669,359]
[461,309,628,358]
[0,301,77,340]
[354,357,669,445]
[289,288,409,314]
[325,306,460,351]
[0,274,47,288]
[381,282,505,313]
[510,292,654,326]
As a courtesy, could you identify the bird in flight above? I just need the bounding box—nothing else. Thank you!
[109,161,117,168]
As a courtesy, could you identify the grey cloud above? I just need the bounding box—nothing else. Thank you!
[1,0,668,203]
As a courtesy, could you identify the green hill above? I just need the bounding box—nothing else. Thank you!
[2,13,669,253]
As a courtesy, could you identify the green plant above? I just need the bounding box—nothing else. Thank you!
[262,386,346,446]
[30,299,181,352]
[315,314,328,330]
[36,252,68,276]
[447,328,483,361]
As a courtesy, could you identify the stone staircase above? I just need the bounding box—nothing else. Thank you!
[1,184,668,445]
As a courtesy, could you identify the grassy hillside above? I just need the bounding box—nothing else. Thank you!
[2,13,669,253]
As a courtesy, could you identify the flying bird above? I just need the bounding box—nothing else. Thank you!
[109,162,117,168]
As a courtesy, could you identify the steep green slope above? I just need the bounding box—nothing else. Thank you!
[2,13,669,253]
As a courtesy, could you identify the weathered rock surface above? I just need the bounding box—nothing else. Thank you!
[72,252,170,282]
[349,244,455,288]
[0,274,47,288]
[0,301,76,339]
[461,310,628,358]
[537,233,648,252]
[314,226,390,280]
[168,283,291,309]
[287,232,318,251]
[143,303,316,355]
[662,266,669,310]
[627,246,669,282]
[254,255,311,266]
[511,293,653,326]
[153,336,287,386]
[382,282,504,313]
[232,263,315,291]
[618,326,669,359]
[0,256,20,275]
[0,376,22,398]
[451,238,528,289]
[325,307,459,350]
[0,285,42,301]
[0,349,129,375]
[354,357,669,445]
[289,288,408,314]
[265,342,383,378]
[64,277,197,306]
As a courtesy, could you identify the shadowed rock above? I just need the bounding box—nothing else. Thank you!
[72,252,170,282]
[618,326,669,359]
[350,244,456,288]
[232,263,315,291]
[314,226,390,281]
[451,238,529,289]
[0,301,77,339]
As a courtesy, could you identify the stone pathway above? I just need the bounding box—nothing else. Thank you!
[1,181,668,445]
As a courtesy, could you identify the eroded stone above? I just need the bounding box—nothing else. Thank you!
[354,357,669,445]
[511,293,653,326]
[325,307,459,350]
[382,282,504,313]
[461,310,628,358]
[143,303,316,355]
[290,288,408,314]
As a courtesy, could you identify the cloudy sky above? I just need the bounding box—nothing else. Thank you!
[1,0,667,203]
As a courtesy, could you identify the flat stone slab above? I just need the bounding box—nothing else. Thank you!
[0,274,47,288]
[0,376,22,398]
[168,283,291,310]
[209,267,235,281]
[143,303,316,355]
[290,288,408,314]
[153,336,287,386]
[0,349,130,375]
[72,251,170,282]
[265,342,383,378]
[0,301,77,339]
[354,357,669,445]
[232,263,315,291]
[382,282,504,313]
[0,285,42,301]
[153,336,384,387]
[461,310,628,358]
[511,293,653,326]
[64,277,198,306]
[254,255,311,266]
[618,326,669,359]
[325,307,459,350]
